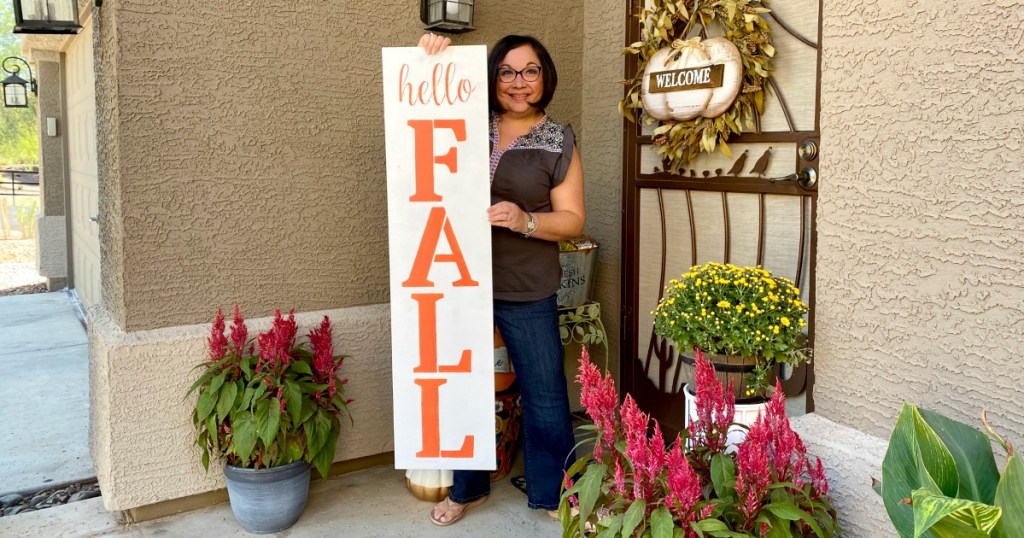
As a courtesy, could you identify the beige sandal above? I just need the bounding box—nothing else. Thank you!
[429,496,488,526]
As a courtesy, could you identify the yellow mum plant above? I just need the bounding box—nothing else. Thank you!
[652,262,810,392]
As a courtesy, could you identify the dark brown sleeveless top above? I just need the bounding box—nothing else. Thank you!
[489,113,576,301]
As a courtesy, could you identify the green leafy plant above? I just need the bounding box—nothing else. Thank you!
[186,306,352,478]
[876,403,1023,538]
[559,347,838,537]
[653,262,810,394]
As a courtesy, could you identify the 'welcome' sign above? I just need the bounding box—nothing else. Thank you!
[382,45,495,470]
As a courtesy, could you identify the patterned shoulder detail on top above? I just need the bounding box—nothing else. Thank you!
[511,116,565,154]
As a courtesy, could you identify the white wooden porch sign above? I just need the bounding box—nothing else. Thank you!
[382,45,495,470]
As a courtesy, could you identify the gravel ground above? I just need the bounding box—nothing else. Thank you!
[0,239,47,296]
[0,481,101,517]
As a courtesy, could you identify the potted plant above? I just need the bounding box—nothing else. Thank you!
[876,403,1022,537]
[186,306,352,534]
[558,347,838,537]
[652,262,810,400]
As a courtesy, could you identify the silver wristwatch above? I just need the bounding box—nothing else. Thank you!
[522,212,537,238]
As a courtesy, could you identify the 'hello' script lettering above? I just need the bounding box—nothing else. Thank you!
[399,62,477,106]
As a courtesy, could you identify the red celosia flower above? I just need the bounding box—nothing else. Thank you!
[688,350,736,455]
[576,347,617,459]
[665,435,701,521]
[305,315,333,373]
[621,394,656,502]
[810,457,829,498]
[208,308,228,362]
[229,304,248,355]
[612,458,628,501]
[562,473,579,508]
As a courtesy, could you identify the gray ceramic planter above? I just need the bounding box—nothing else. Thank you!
[223,460,311,534]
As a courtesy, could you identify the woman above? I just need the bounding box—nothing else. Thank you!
[419,33,586,526]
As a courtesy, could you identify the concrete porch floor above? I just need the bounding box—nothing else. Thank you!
[1,463,562,537]
[0,292,560,536]
[0,291,93,493]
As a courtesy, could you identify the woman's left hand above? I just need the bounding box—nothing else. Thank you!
[487,201,526,234]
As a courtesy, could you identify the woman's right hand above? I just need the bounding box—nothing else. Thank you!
[418,33,451,55]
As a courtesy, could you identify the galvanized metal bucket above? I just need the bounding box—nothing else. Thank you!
[558,238,599,307]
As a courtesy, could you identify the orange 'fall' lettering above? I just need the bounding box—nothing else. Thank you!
[402,206,478,288]
[406,119,467,203]
[414,378,475,458]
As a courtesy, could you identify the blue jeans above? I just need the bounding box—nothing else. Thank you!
[448,295,576,510]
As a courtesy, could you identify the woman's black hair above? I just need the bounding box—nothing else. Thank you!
[488,35,558,114]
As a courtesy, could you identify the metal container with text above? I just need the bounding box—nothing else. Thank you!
[557,236,599,307]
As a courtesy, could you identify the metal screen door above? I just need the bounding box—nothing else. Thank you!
[620,0,824,436]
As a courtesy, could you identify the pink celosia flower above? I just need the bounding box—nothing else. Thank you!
[688,350,735,454]
[576,346,617,459]
[271,309,298,366]
[612,458,628,501]
[621,394,656,503]
[810,457,829,498]
[562,473,579,508]
[308,316,339,396]
[665,435,701,520]
[208,308,228,362]
[229,304,248,355]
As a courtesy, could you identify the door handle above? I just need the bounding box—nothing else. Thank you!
[766,167,817,189]
[90,215,99,222]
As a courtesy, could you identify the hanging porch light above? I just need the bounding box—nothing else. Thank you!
[12,0,82,34]
[2,57,36,108]
[420,0,475,34]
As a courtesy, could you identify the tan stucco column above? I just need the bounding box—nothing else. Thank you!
[30,49,68,290]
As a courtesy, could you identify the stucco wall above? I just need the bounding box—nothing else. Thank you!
[36,215,67,279]
[93,0,582,332]
[582,0,625,379]
[31,51,66,217]
[88,0,586,511]
[88,303,393,511]
[815,1,1024,440]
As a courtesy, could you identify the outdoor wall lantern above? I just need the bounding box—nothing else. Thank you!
[420,0,475,34]
[2,57,36,108]
[11,0,82,34]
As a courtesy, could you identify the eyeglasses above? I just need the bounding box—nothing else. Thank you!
[497,65,542,83]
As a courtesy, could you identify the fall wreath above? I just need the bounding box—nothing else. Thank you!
[620,0,775,174]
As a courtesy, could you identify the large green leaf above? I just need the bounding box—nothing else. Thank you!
[882,404,957,538]
[311,427,338,478]
[621,498,646,538]
[711,453,737,500]
[919,408,999,503]
[910,489,1000,538]
[232,412,257,463]
[215,381,239,423]
[196,386,219,423]
[993,452,1024,538]
[289,360,313,376]
[209,371,227,395]
[284,380,303,425]
[256,398,281,447]
[576,463,606,527]
[595,513,622,538]
[764,501,825,537]
[650,506,674,538]
[304,409,331,454]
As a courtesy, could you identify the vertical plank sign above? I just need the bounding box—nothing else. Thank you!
[382,45,495,470]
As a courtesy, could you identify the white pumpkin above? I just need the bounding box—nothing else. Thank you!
[405,468,454,502]
[641,37,744,121]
